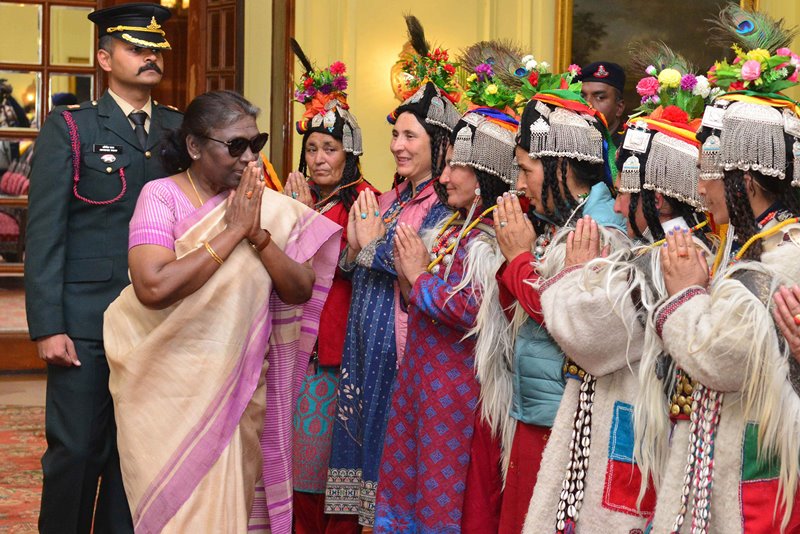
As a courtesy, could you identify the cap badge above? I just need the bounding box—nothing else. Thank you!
[147,17,161,32]
[594,65,609,78]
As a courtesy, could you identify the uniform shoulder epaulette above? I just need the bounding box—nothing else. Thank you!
[154,101,182,113]
[57,100,96,113]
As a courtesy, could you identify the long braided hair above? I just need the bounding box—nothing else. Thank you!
[627,190,710,245]
[298,133,363,212]
[723,168,800,260]
[535,156,605,226]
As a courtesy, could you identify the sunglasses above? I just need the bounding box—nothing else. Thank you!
[203,132,269,158]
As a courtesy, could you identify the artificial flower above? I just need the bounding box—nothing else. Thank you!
[680,74,698,91]
[485,84,498,95]
[661,105,690,124]
[568,64,581,75]
[528,71,539,87]
[645,65,657,76]
[444,64,456,75]
[467,73,478,82]
[475,63,494,81]
[657,68,682,89]
[777,47,793,57]
[636,76,660,97]
[745,48,771,64]
[540,61,550,70]
[525,59,538,71]
[330,61,346,75]
[332,76,348,91]
[692,75,711,98]
[521,54,534,64]
[740,60,762,81]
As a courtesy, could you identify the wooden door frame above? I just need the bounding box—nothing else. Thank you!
[268,0,294,182]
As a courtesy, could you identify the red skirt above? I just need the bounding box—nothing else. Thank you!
[462,410,503,533]
[293,492,361,534]
[498,421,550,534]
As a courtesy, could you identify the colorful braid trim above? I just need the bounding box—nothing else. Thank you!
[655,287,707,338]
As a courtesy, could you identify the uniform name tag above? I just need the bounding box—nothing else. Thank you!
[92,144,123,154]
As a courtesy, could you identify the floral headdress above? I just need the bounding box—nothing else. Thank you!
[392,15,460,105]
[387,16,460,132]
[450,40,523,184]
[517,57,581,101]
[702,6,800,184]
[620,44,716,209]
[291,38,362,155]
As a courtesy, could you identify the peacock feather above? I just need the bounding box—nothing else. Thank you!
[629,41,696,76]
[458,40,526,90]
[709,4,797,53]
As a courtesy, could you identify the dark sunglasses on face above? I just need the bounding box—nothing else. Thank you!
[203,132,269,157]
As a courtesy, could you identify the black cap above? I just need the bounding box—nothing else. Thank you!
[88,3,172,50]
[578,61,625,93]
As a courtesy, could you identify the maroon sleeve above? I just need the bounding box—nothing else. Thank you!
[496,251,545,325]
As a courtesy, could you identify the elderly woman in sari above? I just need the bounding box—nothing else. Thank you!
[103,90,341,534]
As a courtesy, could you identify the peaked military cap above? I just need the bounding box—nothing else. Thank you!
[88,3,172,50]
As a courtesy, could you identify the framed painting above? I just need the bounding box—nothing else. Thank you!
[554,0,760,109]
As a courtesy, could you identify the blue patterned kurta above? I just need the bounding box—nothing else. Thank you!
[325,182,448,526]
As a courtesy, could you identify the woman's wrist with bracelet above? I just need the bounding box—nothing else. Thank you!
[249,229,271,252]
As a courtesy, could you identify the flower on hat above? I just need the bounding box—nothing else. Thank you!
[645,65,657,76]
[657,68,682,89]
[398,44,460,99]
[636,76,660,97]
[745,48,771,64]
[692,75,711,98]
[330,61,346,75]
[528,71,539,87]
[567,64,581,76]
[485,84,498,95]
[660,105,690,124]
[294,60,350,105]
[740,59,762,81]
[680,74,697,91]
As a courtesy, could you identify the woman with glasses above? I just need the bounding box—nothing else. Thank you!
[102,90,343,533]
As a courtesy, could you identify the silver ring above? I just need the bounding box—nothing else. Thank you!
[499,221,508,228]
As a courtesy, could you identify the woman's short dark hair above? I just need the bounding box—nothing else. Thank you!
[161,90,260,174]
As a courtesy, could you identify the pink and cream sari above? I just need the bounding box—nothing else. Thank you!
[104,187,341,534]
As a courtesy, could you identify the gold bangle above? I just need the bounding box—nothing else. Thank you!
[204,241,224,265]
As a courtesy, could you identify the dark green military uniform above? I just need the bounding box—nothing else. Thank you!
[25,91,182,533]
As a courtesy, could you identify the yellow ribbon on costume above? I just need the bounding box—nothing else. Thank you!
[630,117,699,145]
[426,206,497,271]
[719,93,800,117]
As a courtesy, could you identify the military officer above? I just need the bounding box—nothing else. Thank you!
[24,4,182,532]
[578,61,627,147]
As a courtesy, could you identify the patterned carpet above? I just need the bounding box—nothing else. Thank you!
[0,405,44,533]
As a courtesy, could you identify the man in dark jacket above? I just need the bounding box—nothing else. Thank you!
[25,4,182,532]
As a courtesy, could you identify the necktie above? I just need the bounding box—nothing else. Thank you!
[129,111,148,149]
